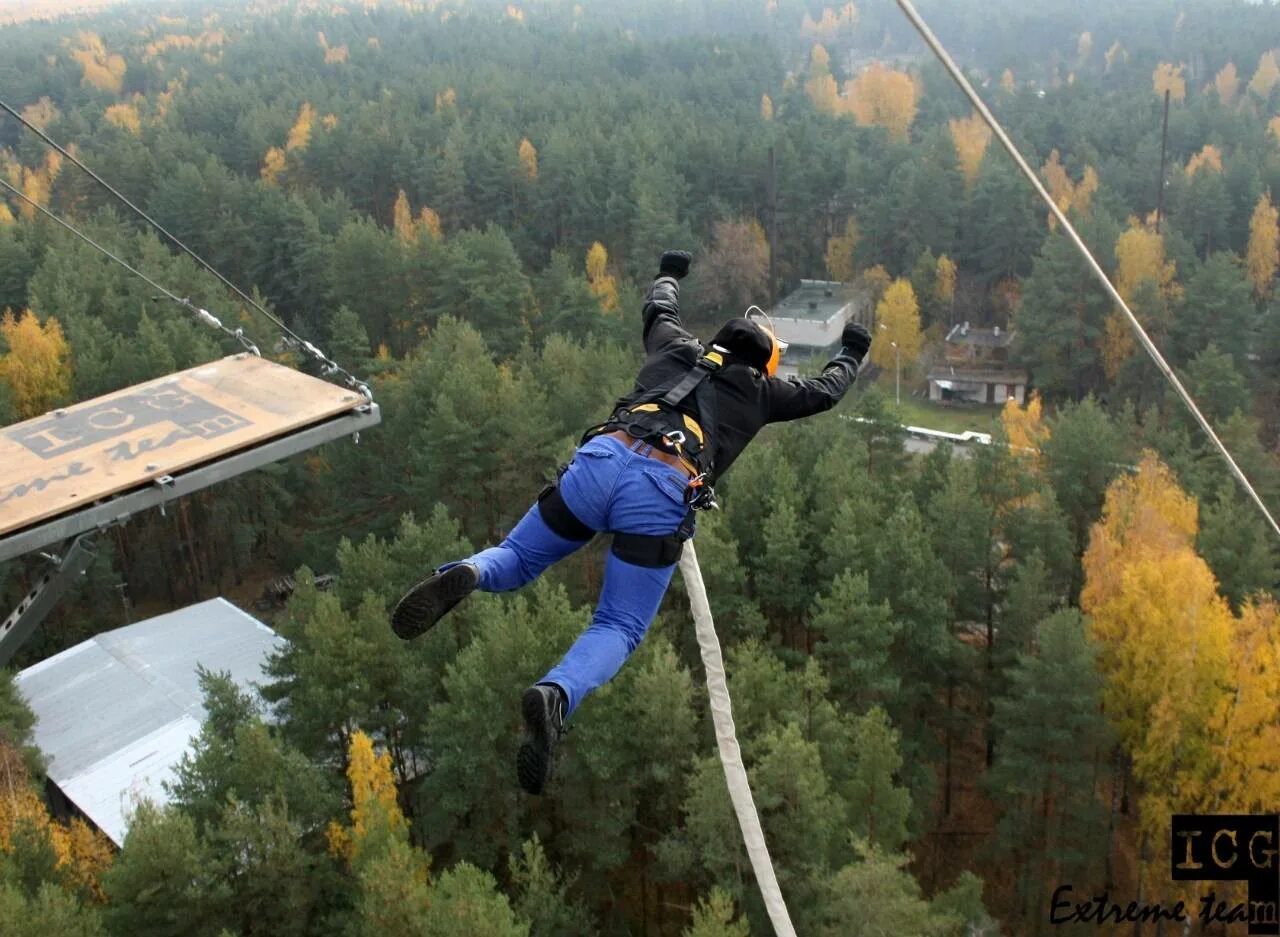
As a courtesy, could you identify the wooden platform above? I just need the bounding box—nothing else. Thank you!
[1,355,368,539]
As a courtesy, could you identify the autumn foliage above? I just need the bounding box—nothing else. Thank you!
[104,101,142,134]
[0,743,113,900]
[1151,61,1186,101]
[1247,50,1280,98]
[1245,191,1278,297]
[824,216,859,284]
[871,278,922,372]
[1040,149,1098,226]
[326,730,410,865]
[949,112,992,190]
[1184,144,1223,177]
[518,137,538,181]
[585,242,619,312]
[1001,391,1048,456]
[1214,62,1240,106]
[69,31,127,94]
[392,190,442,244]
[846,63,918,142]
[1083,454,1280,861]
[0,310,72,419]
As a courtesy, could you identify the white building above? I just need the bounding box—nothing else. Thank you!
[768,279,870,376]
[15,598,283,845]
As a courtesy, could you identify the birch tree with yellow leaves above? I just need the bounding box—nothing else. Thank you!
[1247,50,1280,99]
[1104,220,1180,378]
[1001,392,1049,458]
[846,63,918,142]
[1081,454,1237,869]
[805,44,840,115]
[585,242,619,312]
[824,216,859,283]
[0,310,71,419]
[518,137,538,181]
[69,32,126,94]
[1214,62,1240,106]
[871,278,922,372]
[1040,150,1098,227]
[948,113,992,191]
[1245,191,1278,298]
[1152,62,1186,101]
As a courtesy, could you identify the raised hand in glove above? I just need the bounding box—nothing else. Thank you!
[658,250,693,281]
[841,321,873,363]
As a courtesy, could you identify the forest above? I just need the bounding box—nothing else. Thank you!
[0,0,1278,934]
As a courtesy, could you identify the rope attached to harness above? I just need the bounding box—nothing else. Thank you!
[679,541,797,937]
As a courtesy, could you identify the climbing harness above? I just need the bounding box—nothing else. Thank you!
[535,466,595,543]
[573,347,727,566]
[581,348,724,499]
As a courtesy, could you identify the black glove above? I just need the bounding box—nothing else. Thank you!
[658,250,692,280]
[841,321,872,363]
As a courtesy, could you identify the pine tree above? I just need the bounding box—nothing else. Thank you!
[987,610,1111,920]
[684,889,749,937]
[509,836,594,937]
[1197,482,1278,611]
[1043,397,1124,541]
[1173,251,1254,362]
[0,883,105,937]
[844,707,911,851]
[1014,218,1118,400]
[103,804,229,937]
[810,570,900,713]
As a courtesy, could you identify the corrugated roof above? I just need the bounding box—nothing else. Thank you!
[15,598,283,845]
[945,324,1016,348]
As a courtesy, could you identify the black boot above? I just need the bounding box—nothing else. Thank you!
[391,564,478,640]
[517,683,566,795]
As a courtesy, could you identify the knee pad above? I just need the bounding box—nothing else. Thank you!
[611,531,684,568]
[536,482,594,541]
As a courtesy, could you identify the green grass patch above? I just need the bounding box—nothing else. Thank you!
[876,376,1003,435]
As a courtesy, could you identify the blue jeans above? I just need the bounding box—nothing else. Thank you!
[456,434,692,716]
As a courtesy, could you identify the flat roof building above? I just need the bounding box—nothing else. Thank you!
[768,280,871,377]
[15,598,283,845]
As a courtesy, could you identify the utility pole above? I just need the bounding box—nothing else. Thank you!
[1155,88,1170,233]
[767,144,779,306]
[893,341,901,406]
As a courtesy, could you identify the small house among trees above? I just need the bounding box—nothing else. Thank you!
[928,322,1028,404]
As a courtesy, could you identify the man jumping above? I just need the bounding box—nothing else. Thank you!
[392,250,872,794]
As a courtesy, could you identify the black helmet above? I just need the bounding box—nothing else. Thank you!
[710,317,784,375]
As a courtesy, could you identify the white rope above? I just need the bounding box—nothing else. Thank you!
[679,540,797,937]
[894,0,1280,541]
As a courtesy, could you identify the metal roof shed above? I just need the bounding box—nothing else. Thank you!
[14,598,283,846]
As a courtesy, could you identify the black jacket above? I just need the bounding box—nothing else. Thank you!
[607,276,860,479]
